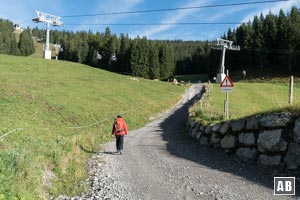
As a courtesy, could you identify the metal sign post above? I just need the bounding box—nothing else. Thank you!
[289,75,294,105]
[220,71,233,119]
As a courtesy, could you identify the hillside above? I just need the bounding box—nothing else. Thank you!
[0,54,185,199]
[190,82,300,125]
[30,38,60,59]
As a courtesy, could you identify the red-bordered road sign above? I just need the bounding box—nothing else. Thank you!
[220,75,234,92]
[220,75,234,87]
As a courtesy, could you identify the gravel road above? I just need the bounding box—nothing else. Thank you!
[57,84,299,200]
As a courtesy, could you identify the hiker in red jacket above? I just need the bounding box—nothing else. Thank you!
[111,114,128,155]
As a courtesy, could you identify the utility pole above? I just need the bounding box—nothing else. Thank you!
[213,39,240,83]
[32,11,63,59]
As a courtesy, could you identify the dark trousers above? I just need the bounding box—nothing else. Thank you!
[116,135,124,151]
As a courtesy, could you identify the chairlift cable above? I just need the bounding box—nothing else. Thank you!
[63,22,245,26]
[61,0,290,18]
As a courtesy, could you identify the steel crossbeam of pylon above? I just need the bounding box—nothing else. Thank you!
[212,38,240,82]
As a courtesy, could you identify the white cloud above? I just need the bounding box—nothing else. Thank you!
[241,0,300,23]
[134,0,300,40]
[93,0,142,23]
[74,0,142,32]
[133,0,216,38]
[0,0,31,23]
[131,0,251,40]
[207,6,249,22]
[155,28,219,41]
[0,0,65,27]
[2,0,299,40]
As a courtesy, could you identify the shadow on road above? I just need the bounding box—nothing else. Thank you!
[102,151,121,155]
[160,88,300,197]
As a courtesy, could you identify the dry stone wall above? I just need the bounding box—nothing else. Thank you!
[187,112,300,170]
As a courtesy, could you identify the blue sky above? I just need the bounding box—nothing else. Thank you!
[1,0,300,41]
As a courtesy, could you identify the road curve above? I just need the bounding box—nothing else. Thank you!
[59,84,298,200]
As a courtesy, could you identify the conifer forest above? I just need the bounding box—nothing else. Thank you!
[1,6,300,79]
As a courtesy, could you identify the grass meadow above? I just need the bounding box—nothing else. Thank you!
[190,82,300,124]
[0,54,186,199]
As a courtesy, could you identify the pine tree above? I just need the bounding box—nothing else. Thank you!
[287,7,300,50]
[263,11,278,64]
[252,15,264,48]
[130,38,139,76]
[129,37,149,77]
[119,33,131,73]
[10,32,20,55]
[0,19,19,55]
[264,11,277,48]
[287,6,300,71]
[18,29,35,56]
[277,9,288,49]
[76,32,89,63]
[0,31,10,54]
[159,44,175,79]
[148,42,160,79]
[86,31,103,67]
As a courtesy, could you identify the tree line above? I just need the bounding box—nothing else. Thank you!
[0,19,34,56]
[31,27,218,79]
[223,6,300,75]
[1,6,300,79]
[31,27,181,80]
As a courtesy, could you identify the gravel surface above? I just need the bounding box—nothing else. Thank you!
[56,84,299,200]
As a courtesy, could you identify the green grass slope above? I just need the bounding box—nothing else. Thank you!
[0,54,185,199]
[190,82,300,124]
[30,39,59,59]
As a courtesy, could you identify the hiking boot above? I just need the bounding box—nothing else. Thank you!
[120,150,123,155]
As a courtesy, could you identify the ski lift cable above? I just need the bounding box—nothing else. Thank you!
[63,22,245,26]
[17,19,32,24]
[61,0,290,18]
[16,0,289,26]
[13,0,289,27]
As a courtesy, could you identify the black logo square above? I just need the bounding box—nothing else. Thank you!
[274,177,295,195]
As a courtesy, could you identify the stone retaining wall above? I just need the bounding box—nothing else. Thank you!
[187,112,300,170]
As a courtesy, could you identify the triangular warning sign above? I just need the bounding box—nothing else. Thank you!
[220,75,234,87]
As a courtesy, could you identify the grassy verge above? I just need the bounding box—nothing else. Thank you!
[0,54,186,199]
[31,39,59,59]
[190,82,300,125]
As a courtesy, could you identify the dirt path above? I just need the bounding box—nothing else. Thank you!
[59,84,298,200]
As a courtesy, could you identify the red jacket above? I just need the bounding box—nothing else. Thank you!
[111,117,128,135]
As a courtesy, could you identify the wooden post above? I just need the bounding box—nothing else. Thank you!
[226,92,229,119]
[289,53,292,73]
[221,70,232,120]
[226,70,229,119]
[208,80,211,96]
[224,100,227,119]
[289,75,294,105]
